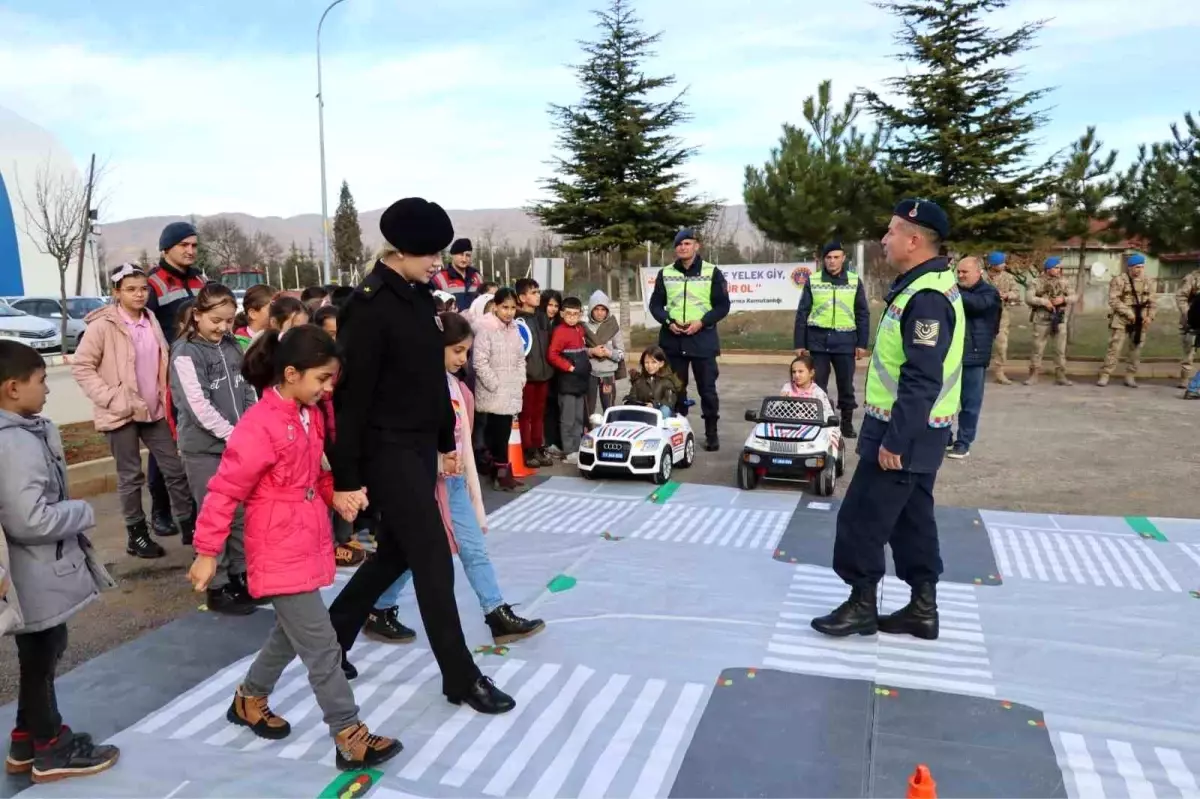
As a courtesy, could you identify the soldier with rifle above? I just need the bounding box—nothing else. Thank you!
[1098,252,1156,388]
[1176,267,1200,390]
[984,252,1022,384]
[1024,257,1077,386]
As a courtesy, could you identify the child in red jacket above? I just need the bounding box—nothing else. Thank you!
[186,324,401,772]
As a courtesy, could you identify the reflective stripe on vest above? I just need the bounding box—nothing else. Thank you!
[863,270,965,428]
[808,271,859,331]
[662,261,716,326]
[147,272,195,307]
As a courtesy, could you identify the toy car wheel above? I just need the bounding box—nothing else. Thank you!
[652,450,673,485]
[679,435,696,468]
[835,445,846,477]
[737,461,758,490]
[815,465,835,496]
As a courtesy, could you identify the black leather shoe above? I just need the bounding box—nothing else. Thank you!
[151,510,178,537]
[878,582,939,640]
[448,676,515,715]
[811,584,878,637]
[341,652,358,681]
[840,410,858,439]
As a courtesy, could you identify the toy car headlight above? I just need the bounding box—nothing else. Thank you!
[581,434,595,450]
[748,436,769,450]
[634,438,661,451]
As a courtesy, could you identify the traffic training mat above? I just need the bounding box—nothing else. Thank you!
[4,477,1199,798]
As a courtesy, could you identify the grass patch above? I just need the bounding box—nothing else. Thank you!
[630,306,1184,361]
[59,421,110,466]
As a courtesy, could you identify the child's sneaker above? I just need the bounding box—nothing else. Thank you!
[564,452,579,465]
[6,729,33,774]
[364,606,417,643]
[30,729,119,784]
[125,520,165,559]
[334,722,402,771]
[334,543,366,568]
[227,688,291,740]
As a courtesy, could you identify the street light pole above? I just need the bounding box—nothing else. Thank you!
[316,0,347,285]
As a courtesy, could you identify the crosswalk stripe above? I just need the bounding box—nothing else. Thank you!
[992,528,1013,578]
[763,656,875,681]
[1117,538,1164,592]
[1019,529,1049,580]
[1140,547,1183,593]
[1035,531,1066,582]
[1059,732,1107,798]
[1101,537,1142,590]
[1177,543,1200,571]
[1008,529,1031,578]
[1069,535,1105,586]
[994,529,1186,591]
[1155,747,1200,797]
[1108,739,1156,799]
[874,671,996,697]
[527,674,629,799]
[442,663,562,787]
[629,682,706,799]
[577,679,665,799]
[203,662,309,747]
[136,655,254,734]
[1055,533,1086,584]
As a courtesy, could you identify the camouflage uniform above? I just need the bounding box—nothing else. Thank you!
[1099,272,1156,385]
[1025,274,1076,384]
[1176,269,1200,388]
[986,267,1022,384]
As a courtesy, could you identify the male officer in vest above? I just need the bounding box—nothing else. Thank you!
[811,199,964,641]
[648,229,731,451]
[793,241,870,438]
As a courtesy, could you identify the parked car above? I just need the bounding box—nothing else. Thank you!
[0,303,62,353]
[6,296,107,352]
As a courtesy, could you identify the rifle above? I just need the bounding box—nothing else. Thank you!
[1050,304,1064,336]
[1127,274,1145,347]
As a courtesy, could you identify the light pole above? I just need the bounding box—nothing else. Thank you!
[316,0,347,285]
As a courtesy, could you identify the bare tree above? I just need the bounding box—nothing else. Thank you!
[15,158,93,344]
[198,218,249,277]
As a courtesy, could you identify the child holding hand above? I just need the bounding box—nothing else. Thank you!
[187,325,401,772]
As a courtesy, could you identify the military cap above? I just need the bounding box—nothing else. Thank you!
[379,197,454,256]
[822,241,845,257]
[893,199,949,240]
[1044,256,1061,270]
[673,229,697,246]
[1125,252,1146,267]
[987,251,1006,267]
[449,238,472,255]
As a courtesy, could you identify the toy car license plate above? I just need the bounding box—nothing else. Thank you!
[772,457,794,466]
[600,451,624,461]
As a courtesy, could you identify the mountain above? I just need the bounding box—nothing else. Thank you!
[98,205,759,265]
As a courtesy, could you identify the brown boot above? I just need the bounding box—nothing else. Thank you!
[1124,375,1139,388]
[1096,373,1110,387]
[493,464,531,494]
[1022,368,1038,386]
[334,722,402,771]
[227,689,291,740]
[334,543,366,568]
[1055,370,1073,386]
[993,369,1012,385]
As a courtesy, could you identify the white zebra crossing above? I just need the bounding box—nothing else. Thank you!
[1056,732,1200,798]
[487,493,642,535]
[763,565,995,697]
[130,644,706,798]
[628,505,790,550]
[989,528,1182,591]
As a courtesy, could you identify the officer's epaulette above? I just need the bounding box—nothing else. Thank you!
[356,271,385,301]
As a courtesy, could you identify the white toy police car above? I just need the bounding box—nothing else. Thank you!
[579,405,696,484]
[738,396,844,495]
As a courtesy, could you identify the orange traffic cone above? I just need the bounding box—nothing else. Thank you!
[907,764,937,799]
[509,418,537,478]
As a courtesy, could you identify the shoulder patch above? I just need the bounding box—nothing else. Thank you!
[912,319,940,347]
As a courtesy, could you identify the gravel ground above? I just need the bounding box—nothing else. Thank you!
[2,363,1197,703]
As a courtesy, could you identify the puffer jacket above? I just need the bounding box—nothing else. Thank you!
[170,334,258,455]
[0,410,115,634]
[0,517,20,635]
[472,313,527,415]
[960,279,1001,368]
[624,368,682,408]
[192,389,335,599]
[71,304,170,432]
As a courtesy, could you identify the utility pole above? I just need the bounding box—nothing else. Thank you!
[74,153,95,296]
[316,0,347,285]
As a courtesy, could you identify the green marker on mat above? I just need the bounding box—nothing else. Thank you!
[547,574,577,592]
[649,481,681,504]
[1126,517,1167,542]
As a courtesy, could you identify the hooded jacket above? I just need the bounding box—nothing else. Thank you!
[585,290,626,378]
[170,333,258,455]
[0,410,116,634]
[71,304,171,432]
[472,312,527,415]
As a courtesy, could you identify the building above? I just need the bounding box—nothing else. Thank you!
[0,105,101,297]
[1049,219,1180,312]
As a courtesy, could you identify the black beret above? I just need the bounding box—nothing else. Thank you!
[449,238,472,255]
[379,198,454,256]
[822,240,844,257]
[893,199,949,241]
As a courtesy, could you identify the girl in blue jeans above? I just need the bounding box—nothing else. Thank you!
[362,312,545,646]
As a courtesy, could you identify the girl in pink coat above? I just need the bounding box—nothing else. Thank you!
[361,312,544,649]
[471,288,528,492]
[185,324,401,772]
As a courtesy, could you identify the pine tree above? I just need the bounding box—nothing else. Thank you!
[1051,127,1117,335]
[744,80,890,261]
[332,180,363,283]
[862,0,1054,249]
[529,0,716,328]
[1116,112,1200,255]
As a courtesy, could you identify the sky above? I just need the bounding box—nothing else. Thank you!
[1,0,1198,222]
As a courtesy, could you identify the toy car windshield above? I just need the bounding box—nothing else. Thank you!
[606,408,660,426]
[758,396,825,424]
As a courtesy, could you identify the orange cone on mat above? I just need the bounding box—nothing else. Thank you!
[509,419,537,478]
[907,764,937,799]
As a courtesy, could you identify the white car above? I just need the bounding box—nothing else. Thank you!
[0,302,62,353]
[579,405,696,485]
[738,396,844,495]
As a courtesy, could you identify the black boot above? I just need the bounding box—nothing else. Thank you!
[485,604,545,644]
[704,419,720,452]
[447,676,516,714]
[206,583,257,616]
[811,583,878,637]
[878,582,939,640]
[150,508,178,537]
[231,573,270,606]
[364,606,417,643]
[178,514,196,547]
[341,651,358,681]
[840,409,858,439]
[126,521,165,559]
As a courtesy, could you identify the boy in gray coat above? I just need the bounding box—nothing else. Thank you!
[0,341,119,783]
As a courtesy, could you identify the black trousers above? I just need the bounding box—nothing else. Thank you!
[327,442,480,696]
[15,623,68,741]
[147,453,171,517]
[481,412,513,465]
[667,354,720,424]
[832,458,943,588]
[812,351,857,411]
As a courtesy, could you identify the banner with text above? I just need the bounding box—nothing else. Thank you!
[639,262,816,316]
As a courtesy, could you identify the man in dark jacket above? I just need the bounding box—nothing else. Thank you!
[431,238,483,309]
[793,241,871,438]
[648,229,731,451]
[948,256,1000,459]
